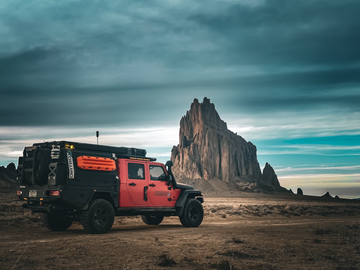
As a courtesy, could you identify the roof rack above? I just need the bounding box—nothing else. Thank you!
[33,141,157,161]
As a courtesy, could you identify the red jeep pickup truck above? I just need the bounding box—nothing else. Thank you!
[16,141,204,233]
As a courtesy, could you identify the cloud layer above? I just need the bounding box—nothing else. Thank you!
[0,0,359,196]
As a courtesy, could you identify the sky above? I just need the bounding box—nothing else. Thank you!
[0,0,359,198]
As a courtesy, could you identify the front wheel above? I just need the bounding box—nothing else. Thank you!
[141,215,164,225]
[81,199,115,234]
[179,198,204,227]
[42,213,73,231]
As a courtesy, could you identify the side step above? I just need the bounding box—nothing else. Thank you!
[115,207,177,216]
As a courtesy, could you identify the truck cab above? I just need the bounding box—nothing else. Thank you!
[118,159,181,207]
[16,141,204,233]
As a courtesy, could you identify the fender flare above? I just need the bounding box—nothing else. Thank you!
[78,177,120,210]
[78,190,119,210]
[175,190,204,216]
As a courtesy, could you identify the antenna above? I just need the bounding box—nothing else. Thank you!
[96,131,99,145]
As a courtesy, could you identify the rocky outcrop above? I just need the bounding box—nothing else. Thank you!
[261,163,281,189]
[297,188,303,195]
[171,97,284,192]
[171,97,261,183]
[322,192,333,198]
[6,162,16,172]
[0,163,17,192]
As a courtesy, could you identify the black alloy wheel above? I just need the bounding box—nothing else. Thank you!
[189,205,200,222]
[94,207,110,227]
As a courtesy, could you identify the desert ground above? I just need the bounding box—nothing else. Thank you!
[1,192,360,270]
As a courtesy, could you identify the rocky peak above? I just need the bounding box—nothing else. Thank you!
[179,97,227,148]
[322,192,333,198]
[6,162,16,172]
[172,97,261,183]
[261,163,281,189]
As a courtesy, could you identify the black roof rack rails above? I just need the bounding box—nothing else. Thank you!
[32,141,155,160]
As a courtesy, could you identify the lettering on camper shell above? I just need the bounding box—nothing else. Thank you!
[67,151,75,179]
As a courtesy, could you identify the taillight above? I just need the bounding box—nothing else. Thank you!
[50,191,60,196]
[17,190,22,196]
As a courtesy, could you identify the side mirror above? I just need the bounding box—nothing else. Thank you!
[165,160,173,167]
[158,174,172,181]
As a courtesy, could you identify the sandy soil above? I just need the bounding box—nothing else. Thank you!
[1,192,360,270]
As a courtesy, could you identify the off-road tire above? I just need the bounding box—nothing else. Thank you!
[42,213,73,231]
[81,199,115,234]
[179,198,203,227]
[141,215,164,225]
[34,149,51,185]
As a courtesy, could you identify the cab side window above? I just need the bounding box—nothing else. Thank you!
[128,163,145,180]
[150,165,166,180]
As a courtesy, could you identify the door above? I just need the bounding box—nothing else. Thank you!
[125,161,148,206]
[148,164,172,207]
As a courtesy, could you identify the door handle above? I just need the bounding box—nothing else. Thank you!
[129,182,136,186]
[149,183,156,187]
[144,186,148,201]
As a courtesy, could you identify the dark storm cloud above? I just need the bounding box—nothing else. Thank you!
[191,67,360,90]
[189,0,360,67]
[1,47,360,126]
[2,0,359,70]
[1,0,360,127]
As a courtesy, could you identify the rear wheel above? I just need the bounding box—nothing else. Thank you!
[81,199,115,234]
[42,213,73,231]
[141,215,164,225]
[179,198,203,227]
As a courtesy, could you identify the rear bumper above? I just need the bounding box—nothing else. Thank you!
[17,186,93,210]
[22,202,75,213]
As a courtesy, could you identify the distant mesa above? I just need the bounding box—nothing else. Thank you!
[297,188,303,195]
[171,97,287,193]
[321,192,333,198]
[334,195,340,199]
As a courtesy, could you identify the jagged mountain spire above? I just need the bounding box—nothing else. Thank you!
[171,97,262,182]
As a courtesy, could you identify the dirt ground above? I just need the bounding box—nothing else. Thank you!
[1,192,360,270]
